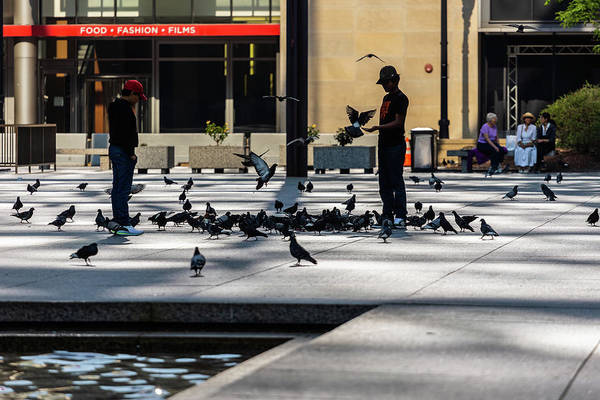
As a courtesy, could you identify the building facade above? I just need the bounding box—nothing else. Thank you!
[2,0,599,143]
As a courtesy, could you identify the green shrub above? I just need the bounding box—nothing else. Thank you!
[541,83,600,154]
[334,127,353,146]
[205,120,229,145]
[307,124,320,142]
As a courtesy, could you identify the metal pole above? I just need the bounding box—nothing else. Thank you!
[439,0,450,139]
[14,0,38,125]
[285,0,307,177]
[0,0,4,125]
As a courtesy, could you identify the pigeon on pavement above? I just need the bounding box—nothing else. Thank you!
[409,176,421,184]
[69,243,98,266]
[289,232,317,266]
[12,196,23,211]
[12,207,34,223]
[164,176,176,185]
[541,184,557,201]
[480,219,499,239]
[183,199,192,212]
[283,202,298,215]
[503,185,518,200]
[306,181,314,193]
[57,205,76,222]
[298,181,305,193]
[424,206,435,222]
[377,219,393,243]
[557,172,563,184]
[452,211,475,232]
[95,209,107,231]
[587,208,599,226]
[544,173,552,183]
[77,183,88,191]
[346,183,353,193]
[274,200,283,213]
[439,212,458,235]
[190,247,206,277]
[49,216,67,231]
[414,201,423,214]
[26,184,37,195]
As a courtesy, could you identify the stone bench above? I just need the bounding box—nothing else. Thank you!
[447,148,515,173]
[56,148,110,170]
[189,146,247,174]
[136,146,175,174]
[313,146,376,174]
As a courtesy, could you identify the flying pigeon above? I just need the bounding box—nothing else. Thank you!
[12,197,23,211]
[286,136,316,146]
[503,185,518,200]
[356,53,385,63]
[69,243,98,266]
[377,219,393,243]
[345,105,376,138]
[480,219,499,239]
[262,95,300,102]
[12,207,34,223]
[233,151,277,190]
[289,232,317,266]
[506,24,538,33]
[541,184,557,201]
[586,208,599,226]
[190,247,206,277]
[77,183,88,191]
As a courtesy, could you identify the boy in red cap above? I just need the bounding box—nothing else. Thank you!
[107,80,146,236]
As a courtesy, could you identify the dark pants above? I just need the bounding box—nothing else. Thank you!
[476,141,506,170]
[109,145,136,226]
[536,141,555,167]
[378,143,407,220]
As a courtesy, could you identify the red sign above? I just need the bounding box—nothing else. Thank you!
[3,24,280,37]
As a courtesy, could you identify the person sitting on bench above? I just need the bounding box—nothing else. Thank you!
[535,112,556,171]
[477,113,507,176]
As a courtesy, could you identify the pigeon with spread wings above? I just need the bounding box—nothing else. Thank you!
[262,95,300,102]
[345,105,376,138]
[234,151,277,190]
[356,53,385,63]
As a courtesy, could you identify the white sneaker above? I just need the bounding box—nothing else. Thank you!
[116,225,144,236]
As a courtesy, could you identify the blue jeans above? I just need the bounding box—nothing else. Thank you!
[378,142,407,220]
[109,145,136,226]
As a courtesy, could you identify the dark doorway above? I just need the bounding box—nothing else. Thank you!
[43,74,71,133]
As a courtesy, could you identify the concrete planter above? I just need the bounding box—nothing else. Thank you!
[136,146,175,174]
[279,144,329,167]
[313,146,376,174]
[189,146,246,173]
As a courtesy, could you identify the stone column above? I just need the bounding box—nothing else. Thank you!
[13,0,38,124]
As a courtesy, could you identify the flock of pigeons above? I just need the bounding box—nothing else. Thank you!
[8,155,598,277]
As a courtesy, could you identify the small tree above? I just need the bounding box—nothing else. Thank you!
[545,0,600,52]
[334,127,353,146]
[541,83,600,154]
[307,124,320,143]
[205,120,229,145]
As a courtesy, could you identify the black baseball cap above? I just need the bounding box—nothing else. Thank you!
[376,65,399,84]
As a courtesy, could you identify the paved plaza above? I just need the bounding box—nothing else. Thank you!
[1,167,600,399]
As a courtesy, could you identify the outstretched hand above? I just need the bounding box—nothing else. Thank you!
[361,126,378,133]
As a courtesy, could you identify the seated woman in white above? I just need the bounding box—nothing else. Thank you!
[514,112,538,173]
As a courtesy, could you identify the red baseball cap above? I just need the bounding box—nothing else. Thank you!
[123,80,147,101]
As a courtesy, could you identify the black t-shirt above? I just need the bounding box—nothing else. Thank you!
[378,90,409,147]
[108,97,138,156]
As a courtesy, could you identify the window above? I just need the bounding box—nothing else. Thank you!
[156,0,192,23]
[490,0,570,22]
[42,0,76,23]
[77,0,115,23]
[116,0,153,23]
[233,60,276,132]
[159,43,226,58]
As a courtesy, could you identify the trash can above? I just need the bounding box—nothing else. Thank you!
[410,128,437,172]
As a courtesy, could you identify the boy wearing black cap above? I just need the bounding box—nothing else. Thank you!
[107,80,147,236]
[362,66,409,227]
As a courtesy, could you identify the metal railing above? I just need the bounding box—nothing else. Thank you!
[0,124,57,173]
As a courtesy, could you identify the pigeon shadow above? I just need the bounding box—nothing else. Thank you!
[289,263,316,268]
[97,236,130,245]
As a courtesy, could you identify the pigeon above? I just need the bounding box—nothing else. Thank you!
[356,53,385,63]
[506,24,538,33]
[206,202,217,216]
[439,212,458,235]
[273,199,284,213]
[95,209,107,231]
[480,219,499,239]
[422,215,441,232]
[12,207,34,223]
[503,185,518,200]
[289,232,317,266]
[541,184,557,201]
[148,211,168,224]
[243,227,268,241]
[377,219,393,243]
[452,211,475,232]
[164,176,176,185]
[57,205,76,222]
[544,173,552,183]
[306,181,314,193]
[346,183,354,193]
[104,183,145,196]
[69,243,98,266]
[414,201,423,214]
[283,202,298,215]
[12,196,23,211]
[190,247,206,277]
[262,95,300,102]
[156,212,168,231]
[557,172,563,184]
[298,181,306,192]
[48,216,67,231]
[587,208,599,226]
[409,176,421,184]
[77,183,88,191]
[462,215,479,224]
[342,194,356,214]
[406,215,427,230]
[442,159,448,167]
[179,190,187,203]
[423,206,435,222]
[233,151,277,190]
[429,173,444,186]
[286,136,316,146]
[32,179,41,189]
[181,183,192,192]
[207,224,230,239]
[130,212,141,228]
[345,105,376,138]
[183,199,192,212]
[434,181,442,192]
[187,177,194,187]
[26,184,37,195]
